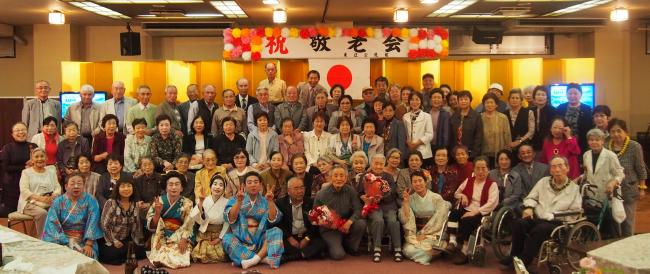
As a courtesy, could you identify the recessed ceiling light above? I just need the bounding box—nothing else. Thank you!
[49,11,65,24]
[544,0,612,16]
[427,0,479,17]
[209,1,248,18]
[610,7,628,22]
[69,2,130,19]
[273,8,286,23]
[420,0,439,4]
[394,8,409,23]
[263,0,280,4]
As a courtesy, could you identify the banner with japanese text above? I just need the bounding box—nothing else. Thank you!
[223,26,449,61]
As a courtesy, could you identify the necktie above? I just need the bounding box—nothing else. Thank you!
[242,98,247,110]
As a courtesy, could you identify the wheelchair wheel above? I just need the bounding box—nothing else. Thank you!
[491,207,514,260]
[566,221,601,270]
[471,246,486,267]
[549,264,562,274]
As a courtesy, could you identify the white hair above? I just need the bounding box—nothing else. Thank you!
[80,84,95,94]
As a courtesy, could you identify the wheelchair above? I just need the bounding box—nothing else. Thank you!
[536,181,603,274]
[464,205,517,266]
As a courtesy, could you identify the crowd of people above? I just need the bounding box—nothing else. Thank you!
[0,62,647,271]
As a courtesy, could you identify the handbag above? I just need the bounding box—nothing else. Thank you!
[610,187,626,224]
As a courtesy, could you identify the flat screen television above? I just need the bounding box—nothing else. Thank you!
[549,83,595,108]
[60,91,107,117]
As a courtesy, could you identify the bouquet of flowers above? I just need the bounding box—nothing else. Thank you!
[361,173,391,217]
[308,205,348,233]
[578,257,603,274]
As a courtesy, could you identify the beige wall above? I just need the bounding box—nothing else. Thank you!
[0,26,34,97]
[594,20,650,135]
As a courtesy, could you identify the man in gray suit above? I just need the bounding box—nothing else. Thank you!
[64,84,102,145]
[99,81,136,133]
[274,86,306,132]
[298,70,326,108]
[22,80,61,140]
[512,144,550,196]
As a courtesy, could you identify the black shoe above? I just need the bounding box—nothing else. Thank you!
[499,256,513,266]
[348,250,361,257]
[372,251,382,263]
[452,252,468,265]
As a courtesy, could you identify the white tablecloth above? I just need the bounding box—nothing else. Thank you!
[588,233,650,274]
[0,225,109,274]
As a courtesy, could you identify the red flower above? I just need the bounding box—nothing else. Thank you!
[255,27,265,37]
[434,26,449,40]
[308,27,318,37]
[251,52,261,61]
[242,44,251,51]
[233,37,242,47]
[342,28,352,37]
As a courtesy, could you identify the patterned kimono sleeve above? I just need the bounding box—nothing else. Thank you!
[83,196,104,241]
[41,198,68,245]
[100,200,117,244]
[175,199,195,240]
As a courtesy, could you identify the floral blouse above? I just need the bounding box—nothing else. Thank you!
[150,132,182,168]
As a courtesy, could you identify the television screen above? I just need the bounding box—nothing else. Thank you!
[549,83,595,108]
[60,91,107,117]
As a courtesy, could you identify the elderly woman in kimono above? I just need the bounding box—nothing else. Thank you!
[42,173,103,259]
[223,171,284,269]
[147,171,195,269]
[190,174,230,263]
[399,170,450,265]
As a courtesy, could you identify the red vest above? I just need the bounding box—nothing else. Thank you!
[461,176,494,206]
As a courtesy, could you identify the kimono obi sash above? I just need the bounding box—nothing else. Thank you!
[415,217,431,230]
[163,218,182,232]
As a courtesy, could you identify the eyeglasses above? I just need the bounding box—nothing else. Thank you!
[234,155,247,160]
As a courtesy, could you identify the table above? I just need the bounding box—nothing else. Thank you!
[587,233,650,274]
[0,225,109,274]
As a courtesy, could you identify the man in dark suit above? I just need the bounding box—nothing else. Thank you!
[197,84,219,134]
[512,144,550,196]
[178,84,201,135]
[234,78,258,111]
[276,177,326,262]
[555,83,594,155]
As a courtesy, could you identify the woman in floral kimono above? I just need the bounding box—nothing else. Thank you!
[190,174,230,263]
[147,171,194,269]
[42,173,103,259]
[223,171,284,269]
[399,170,450,265]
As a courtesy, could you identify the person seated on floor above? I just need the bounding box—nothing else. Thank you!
[147,171,195,269]
[502,156,582,269]
[314,166,367,260]
[360,154,402,263]
[222,171,284,269]
[399,170,450,265]
[446,156,499,265]
[190,174,230,263]
[42,172,103,259]
[99,178,146,265]
[276,176,327,263]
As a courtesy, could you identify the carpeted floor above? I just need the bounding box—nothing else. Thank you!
[103,254,512,274]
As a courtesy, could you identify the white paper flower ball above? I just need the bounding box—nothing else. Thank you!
[433,35,442,44]
[409,28,418,37]
[427,39,436,49]
[434,45,443,53]
[224,43,234,51]
[242,51,252,61]
[281,27,290,38]
[408,43,419,50]
[418,39,427,49]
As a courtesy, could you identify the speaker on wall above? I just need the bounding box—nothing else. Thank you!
[472,26,504,45]
[120,31,141,56]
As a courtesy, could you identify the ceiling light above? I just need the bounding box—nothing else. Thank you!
[610,7,628,22]
[69,2,130,19]
[49,11,65,24]
[427,0,479,17]
[209,1,248,18]
[263,0,279,4]
[420,0,439,4]
[394,8,408,23]
[273,8,286,23]
[544,0,612,16]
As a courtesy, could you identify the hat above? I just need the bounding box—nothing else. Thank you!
[489,83,503,92]
[362,86,374,93]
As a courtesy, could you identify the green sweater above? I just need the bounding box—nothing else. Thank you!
[126,103,157,132]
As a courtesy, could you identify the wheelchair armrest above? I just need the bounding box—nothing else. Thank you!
[552,209,583,218]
